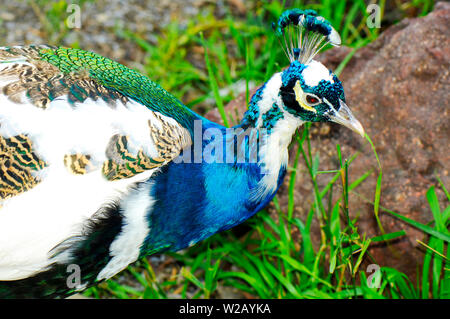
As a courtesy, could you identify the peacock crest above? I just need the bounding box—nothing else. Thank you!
[273,9,341,64]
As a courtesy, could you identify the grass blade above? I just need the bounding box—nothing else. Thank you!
[382,208,450,243]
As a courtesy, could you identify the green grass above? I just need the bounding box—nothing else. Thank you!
[45,0,444,299]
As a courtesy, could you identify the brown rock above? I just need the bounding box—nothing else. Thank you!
[205,2,450,282]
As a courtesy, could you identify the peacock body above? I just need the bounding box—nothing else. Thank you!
[0,9,364,298]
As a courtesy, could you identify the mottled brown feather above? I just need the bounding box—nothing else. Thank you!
[102,114,191,181]
[0,46,128,108]
[0,135,46,200]
[63,153,93,175]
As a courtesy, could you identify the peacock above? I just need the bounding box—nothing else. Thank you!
[0,9,364,298]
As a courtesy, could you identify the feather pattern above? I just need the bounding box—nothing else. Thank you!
[0,45,193,284]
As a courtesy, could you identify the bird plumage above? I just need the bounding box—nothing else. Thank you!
[0,9,364,298]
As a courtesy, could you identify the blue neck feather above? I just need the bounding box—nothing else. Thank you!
[140,112,287,256]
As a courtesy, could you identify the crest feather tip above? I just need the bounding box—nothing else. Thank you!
[328,28,341,46]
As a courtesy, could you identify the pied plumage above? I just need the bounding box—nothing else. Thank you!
[0,9,364,298]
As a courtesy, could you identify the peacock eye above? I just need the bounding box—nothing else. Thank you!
[305,94,320,105]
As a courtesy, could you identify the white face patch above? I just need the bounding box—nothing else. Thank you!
[301,60,334,87]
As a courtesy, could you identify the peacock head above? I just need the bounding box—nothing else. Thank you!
[272,9,364,137]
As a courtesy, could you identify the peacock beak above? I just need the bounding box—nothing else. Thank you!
[328,99,365,137]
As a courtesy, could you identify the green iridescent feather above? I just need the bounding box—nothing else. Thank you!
[38,47,198,130]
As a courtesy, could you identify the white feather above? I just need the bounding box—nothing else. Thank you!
[0,91,180,280]
[301,60,334,87]
[250,72,303,202]
[0,166,155,280]
[254,72,283,126]
[0,96,168,166]
[96,182,154,281]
